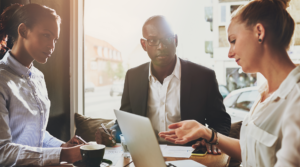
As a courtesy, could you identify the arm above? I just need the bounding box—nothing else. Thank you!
[111,70,132,142]
[0,89,61,166]
[274,96,300,167]
[159,120,242,161]
[205,71,231,136]
[43,131,64,147]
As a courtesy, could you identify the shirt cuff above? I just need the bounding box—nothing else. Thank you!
[42,147,62,166]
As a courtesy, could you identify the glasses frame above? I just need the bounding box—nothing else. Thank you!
[141,35,176,46]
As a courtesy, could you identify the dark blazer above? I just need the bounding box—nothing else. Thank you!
[112,58,231,143]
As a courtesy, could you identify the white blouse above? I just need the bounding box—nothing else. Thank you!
[240,65,300,167]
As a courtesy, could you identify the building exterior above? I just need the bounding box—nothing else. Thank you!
[85,35,123,87]
[211,0,300,91]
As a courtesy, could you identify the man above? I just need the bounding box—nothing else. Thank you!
[96,15,231,154]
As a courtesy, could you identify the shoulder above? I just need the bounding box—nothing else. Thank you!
[126,62,149,75]
[0,61,18,83]
[32,66,45,78]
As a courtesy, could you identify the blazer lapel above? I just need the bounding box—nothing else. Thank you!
[180,59,192,120]
[139,63,150,116]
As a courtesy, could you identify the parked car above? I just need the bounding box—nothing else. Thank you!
[85,82,95,93]
[218,85,230,99]
[110,81,124,96]
[223,86,260,123]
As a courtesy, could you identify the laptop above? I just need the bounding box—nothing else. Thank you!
[114,109,206,167]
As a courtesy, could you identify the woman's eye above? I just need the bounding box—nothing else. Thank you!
[230,40,236,44]
[43,34,50,38]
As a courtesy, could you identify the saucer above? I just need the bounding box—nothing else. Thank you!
[73,159,112,167]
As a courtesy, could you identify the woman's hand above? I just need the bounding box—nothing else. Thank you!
[159,120,207,145]
[60,145,83,163]
[61,135,86,147]
[192,140,221,155]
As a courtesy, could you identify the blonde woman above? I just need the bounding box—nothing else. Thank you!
[159,0,300,166]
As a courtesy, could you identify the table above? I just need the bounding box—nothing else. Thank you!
[48,153,230,167]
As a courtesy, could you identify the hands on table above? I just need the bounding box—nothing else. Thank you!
[159,120,221,155]
[60,135,87,163]
[95,127,116,147]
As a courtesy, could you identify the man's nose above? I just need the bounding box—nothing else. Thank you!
[157,41,168,50]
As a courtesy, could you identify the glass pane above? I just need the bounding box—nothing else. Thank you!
[224,93,240,107]
[234,90,260,111]
[83,0,214,119]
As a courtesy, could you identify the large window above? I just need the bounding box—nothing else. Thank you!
[83,0,215,119]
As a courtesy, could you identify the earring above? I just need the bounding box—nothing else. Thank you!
[258,39,262,42]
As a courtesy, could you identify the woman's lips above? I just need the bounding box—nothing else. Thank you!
[236,58,240,64]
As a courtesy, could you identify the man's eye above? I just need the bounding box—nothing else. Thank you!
[43,34,50,38]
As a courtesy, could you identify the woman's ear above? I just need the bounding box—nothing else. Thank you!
[254,23,265,43]
[18,23,28,39]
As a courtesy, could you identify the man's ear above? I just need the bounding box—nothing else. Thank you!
[140,39,147,51]
[174,34,178,47]
[18,23,28,39]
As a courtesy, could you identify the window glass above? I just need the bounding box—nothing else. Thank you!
[224,93,240,107]
[83,0,214,119]
[234,90,260,111]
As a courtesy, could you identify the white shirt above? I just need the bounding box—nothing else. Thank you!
[147,56,181,143]
[240,65,300,167]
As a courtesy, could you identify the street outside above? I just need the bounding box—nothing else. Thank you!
[84,85,121,120]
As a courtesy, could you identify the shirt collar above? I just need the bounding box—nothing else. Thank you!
[2,51,33,78]
[148,56,181,81]
[258,65,300,99]
[275,65,300,99]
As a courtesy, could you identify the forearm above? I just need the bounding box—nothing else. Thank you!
[203,128,241,161]
[0,142,61,166]
[43,131,64,147]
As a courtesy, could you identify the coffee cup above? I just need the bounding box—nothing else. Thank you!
[80,144,106,167]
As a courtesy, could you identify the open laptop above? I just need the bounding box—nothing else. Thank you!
[114,109,206,167]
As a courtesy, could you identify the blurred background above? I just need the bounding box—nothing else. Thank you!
[83,0,300,122]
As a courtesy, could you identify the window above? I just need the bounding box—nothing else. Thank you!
[83,0,216,119]
[234,90,260,111]
[224,93,240,107]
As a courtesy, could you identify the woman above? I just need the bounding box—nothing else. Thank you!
[159,0,300,166]
[0,4,82,166]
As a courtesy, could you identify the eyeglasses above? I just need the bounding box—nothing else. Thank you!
[142,36,175,46]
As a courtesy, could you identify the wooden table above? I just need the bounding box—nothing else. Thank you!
[50,153,230,167]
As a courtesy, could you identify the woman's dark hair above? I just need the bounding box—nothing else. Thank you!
[0,3,61,59]
[231,0,295,50]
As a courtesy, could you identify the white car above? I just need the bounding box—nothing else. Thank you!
[224,86,260,123]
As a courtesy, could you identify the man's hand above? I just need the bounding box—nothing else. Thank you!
[61,135,85,147]
[159,120,206,145]
[95,127,116,147]
[192,140,221,155]
[60,145,82,163]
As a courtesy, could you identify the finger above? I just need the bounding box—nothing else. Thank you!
[192,141,201,149]
[159,130,176,136]
[164,137,177,143]
[205,142,212,153]
[217,148,222,154]
[212,145,218,154]
[110,129,116,138]
[168,122,182,129]
[174,139,189,145]
[200,139,206,146]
